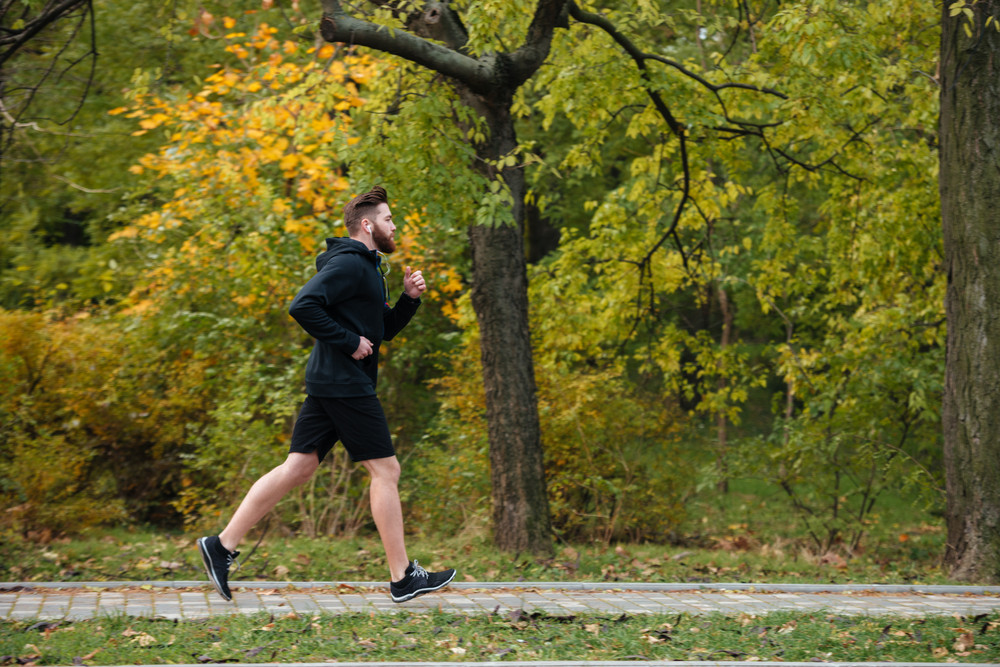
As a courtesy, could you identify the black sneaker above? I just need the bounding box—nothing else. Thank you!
[197,536,239,601]
[390,560,456,603]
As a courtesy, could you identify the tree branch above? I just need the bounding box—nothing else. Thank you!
[507,0,570,87]
[408,2,469,53]
[319,0,494,93]
[568,2,684,135]
[568,2,691,275]
[0,0,90,67]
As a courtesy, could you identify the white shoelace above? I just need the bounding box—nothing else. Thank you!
[410,560,428,579]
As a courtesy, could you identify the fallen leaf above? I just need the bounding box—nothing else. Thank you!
[131,632,156,647]
[779,620,797,634]
[953,632,975,652]
[818,552,847,569]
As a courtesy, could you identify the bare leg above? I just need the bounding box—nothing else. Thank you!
[362,455,410,581]
[218,452,319,552]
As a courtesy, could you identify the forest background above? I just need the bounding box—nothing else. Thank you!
[0,0,958,579]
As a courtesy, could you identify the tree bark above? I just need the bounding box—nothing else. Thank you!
[715,283,733,494]
[466,95,552,554]
[940,0,1000,583]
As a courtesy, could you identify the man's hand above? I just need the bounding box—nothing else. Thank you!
[403,265,426,299]
[352,336,374,360]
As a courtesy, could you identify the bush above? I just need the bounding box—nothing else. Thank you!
[0,310,211,536]
[410,295,691,544]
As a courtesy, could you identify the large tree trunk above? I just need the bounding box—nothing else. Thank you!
[940,0,1000,583]
[468,97,552,555]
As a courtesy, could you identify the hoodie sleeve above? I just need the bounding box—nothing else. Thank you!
[288,256,361,354]
[382,292,421,341]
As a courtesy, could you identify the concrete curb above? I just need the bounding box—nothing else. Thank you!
[4,580,1000,595]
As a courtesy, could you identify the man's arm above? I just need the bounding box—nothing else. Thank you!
[383,266,426,340]
[289,260,361,355]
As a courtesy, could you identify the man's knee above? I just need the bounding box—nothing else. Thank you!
[282,452,319,486]
[364,456,400,484]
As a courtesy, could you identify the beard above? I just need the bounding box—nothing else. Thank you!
[372,223,396,253]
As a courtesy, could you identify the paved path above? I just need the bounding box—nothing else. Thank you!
[2,581,999,621]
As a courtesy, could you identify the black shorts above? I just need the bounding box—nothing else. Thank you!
[288,395,395,463]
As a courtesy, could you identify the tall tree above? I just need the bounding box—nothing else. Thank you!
[318,0,562,553]
[312,0,820,553]
[940,0,1000,583]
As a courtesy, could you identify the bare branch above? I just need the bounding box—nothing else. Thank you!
[1,1,96,164]
[0,0,90,67]
[51,173,118,193]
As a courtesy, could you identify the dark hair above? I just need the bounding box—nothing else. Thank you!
[343,185,388,233]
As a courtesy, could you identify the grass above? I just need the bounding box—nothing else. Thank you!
[2,609,998,664]
[0,478,983,664]
[1,478,952,585]
[0,528,951,585]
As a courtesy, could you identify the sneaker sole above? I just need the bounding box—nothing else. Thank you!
[391,570,456,603]
[197,537,233,602]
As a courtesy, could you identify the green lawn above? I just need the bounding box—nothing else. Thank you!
[2,610,998,664]
[1,477,950,585]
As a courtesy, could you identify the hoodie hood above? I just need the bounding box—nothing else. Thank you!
[316,237,374,271]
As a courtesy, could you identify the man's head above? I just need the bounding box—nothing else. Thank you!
[343,185,396,253]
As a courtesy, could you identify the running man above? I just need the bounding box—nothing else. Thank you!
[197,186,455,603]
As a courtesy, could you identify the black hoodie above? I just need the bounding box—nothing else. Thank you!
[288,237,420,397]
